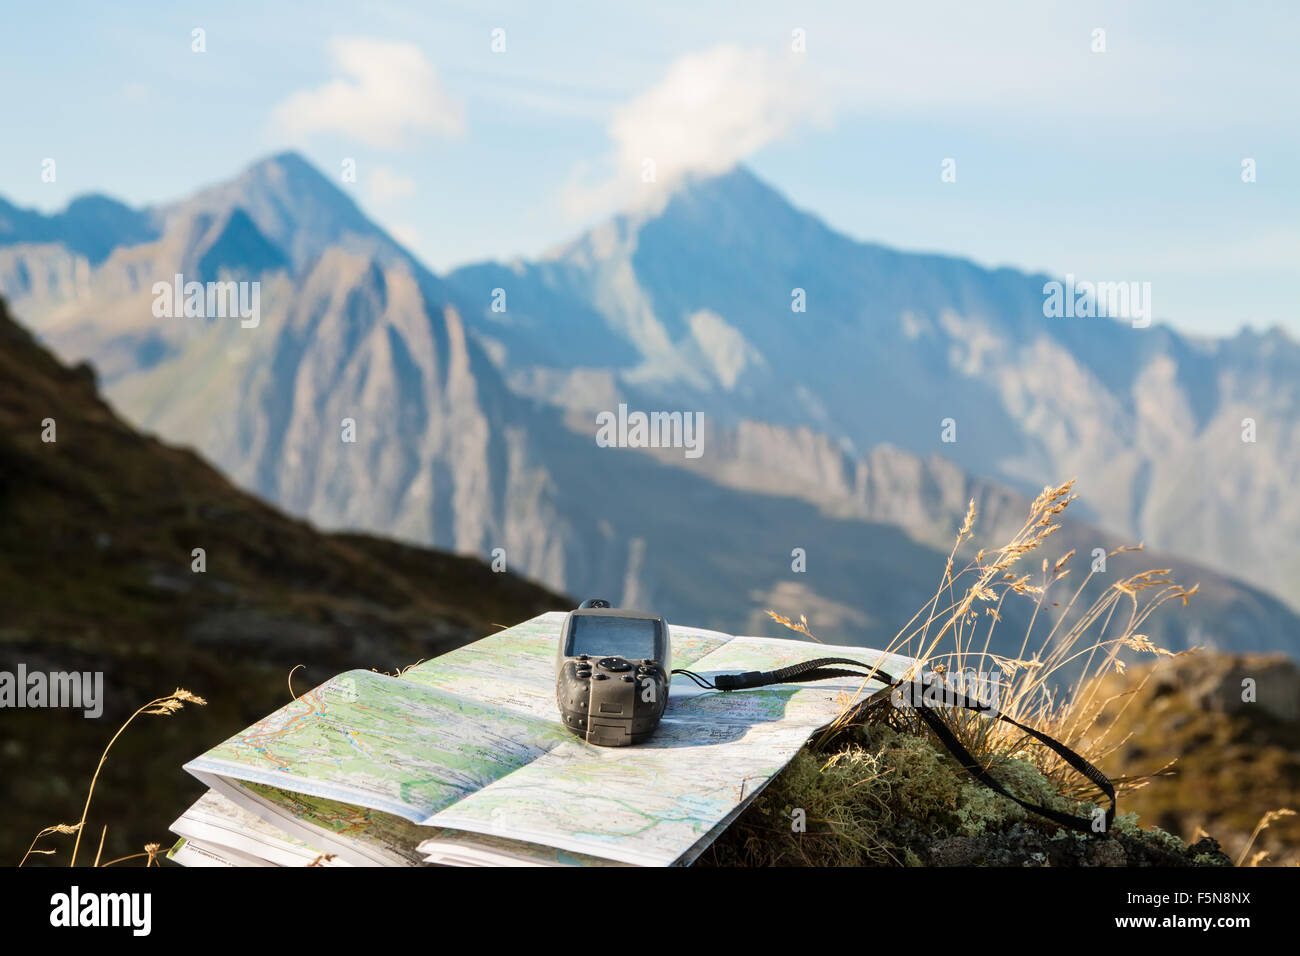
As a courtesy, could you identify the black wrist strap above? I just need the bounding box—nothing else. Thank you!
[672,657,1116,836]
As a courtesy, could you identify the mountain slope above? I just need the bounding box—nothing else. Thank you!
[0,295,570,863]
[1089,651,1300,866]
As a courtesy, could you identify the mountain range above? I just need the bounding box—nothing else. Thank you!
[2,151,1296,658]
[448,166,1300,610]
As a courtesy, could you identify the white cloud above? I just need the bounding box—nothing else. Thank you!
[273,37,464,148]
[564,45,824,216]
[367,165,417,204]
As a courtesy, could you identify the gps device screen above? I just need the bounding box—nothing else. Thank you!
[568,615,660,660]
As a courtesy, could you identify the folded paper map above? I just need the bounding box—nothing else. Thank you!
[172,611,911,866]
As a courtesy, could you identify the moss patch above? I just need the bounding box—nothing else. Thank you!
[697,723,1231,867]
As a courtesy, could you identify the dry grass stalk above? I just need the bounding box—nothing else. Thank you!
[18,823,82,866]
[772,479,1198,814]
[100,843,163,868]
[1236,809,1296,866]
[65,688,206,867]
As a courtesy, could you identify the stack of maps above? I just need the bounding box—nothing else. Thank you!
[169,611,907,866]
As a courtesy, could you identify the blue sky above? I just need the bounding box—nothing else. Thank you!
[2,1,1296,336]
